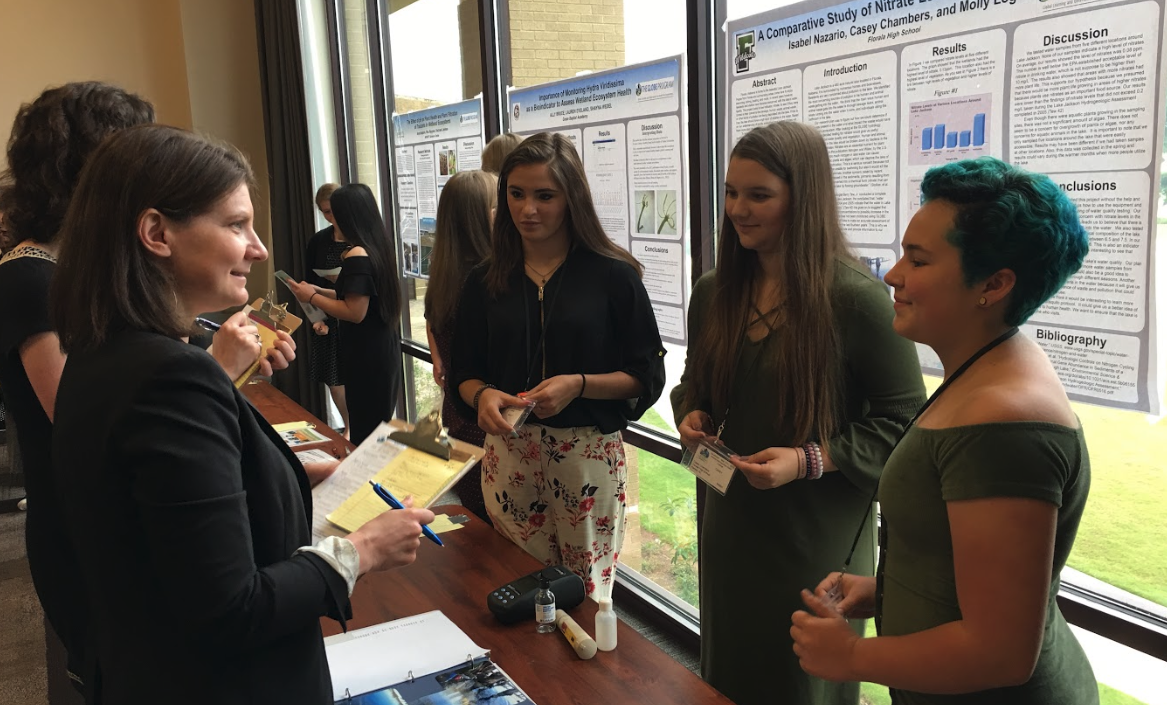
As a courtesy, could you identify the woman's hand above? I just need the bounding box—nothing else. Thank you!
[476,387,530,437]
[814,572,877,619]
[432,361,445,388]
[284,277,318,303]
[524,374,583,418]
[678,410,716,451]
[301,459,340,487]
[210,311,264,380]
[255,329,296,377]
[312,320,329,336]
[791,589,862,683]
[347,495,436,576]
[730,446,800,489]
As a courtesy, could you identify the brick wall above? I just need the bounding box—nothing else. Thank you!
[507,0,625,87]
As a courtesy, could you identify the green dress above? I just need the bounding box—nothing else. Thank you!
[878,422,1098,704]
[671,261,926,705]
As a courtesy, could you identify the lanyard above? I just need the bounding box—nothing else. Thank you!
[716,304,782,441]
[834,326,1020,578]
[520,259,569,391]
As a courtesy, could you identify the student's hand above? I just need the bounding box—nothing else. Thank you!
[312,321,329,336]
[211,311,264,380]
[432,361,445,388]
[815,572,877,619]
[730,446,800,489]
[791,589,862,682]
[678,410,716,452]
[476,388,530,437]
[285,278,317,303]
[524,374,583,418]
[302,459,340,487]
[348,495,436,576]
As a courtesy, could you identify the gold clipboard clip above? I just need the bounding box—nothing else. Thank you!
[256,288,292,332]
[389,398,453,460]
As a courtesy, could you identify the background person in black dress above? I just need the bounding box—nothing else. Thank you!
[305,182,350,437]
[288,183,402,444]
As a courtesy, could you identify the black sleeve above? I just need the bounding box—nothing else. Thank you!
[608,261,666,421]
[338,256,377,298]
[451,266,491,414]
[0,260,53,356]
[116,350,347,652]
[304,232,327,289]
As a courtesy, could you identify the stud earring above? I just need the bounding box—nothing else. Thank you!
[978,296,988,306]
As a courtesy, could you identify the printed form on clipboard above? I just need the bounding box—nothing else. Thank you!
[310,421,482,541]
[326,611,535,704]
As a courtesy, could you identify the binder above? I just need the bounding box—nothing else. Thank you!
[325,611,534,704]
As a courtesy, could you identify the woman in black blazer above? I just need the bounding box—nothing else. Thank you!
[49,125,435,705]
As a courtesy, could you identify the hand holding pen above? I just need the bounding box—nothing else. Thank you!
[370,482,444,547]
[346,491,436,576]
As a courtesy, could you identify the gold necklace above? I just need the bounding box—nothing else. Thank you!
[524,258,565,300]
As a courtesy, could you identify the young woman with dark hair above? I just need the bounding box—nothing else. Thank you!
[671,121,926,705]
[425,169,496,521]
[793,157,1097,704]
[288,183,402,443]
[305,182,351,437]
[451,133,666,599]
[51,125,433,704]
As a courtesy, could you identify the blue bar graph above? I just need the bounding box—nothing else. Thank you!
[959,131,971,147]
[972,113,985,146]
[946,132,958,148]
[934,124,946,150]
[922,127,933,150]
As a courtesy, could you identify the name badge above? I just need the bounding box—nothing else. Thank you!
[682,439,737,495]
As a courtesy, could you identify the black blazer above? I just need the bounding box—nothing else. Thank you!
[53,330,350,704]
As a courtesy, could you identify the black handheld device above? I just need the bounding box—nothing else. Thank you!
[487,565,585,624]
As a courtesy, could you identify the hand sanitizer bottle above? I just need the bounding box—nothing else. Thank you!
[535,574,556,633]
[595,597,617,651]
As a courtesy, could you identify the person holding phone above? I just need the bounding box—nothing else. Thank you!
[286,183,402,444]
[791,157,1097,704]
[304,182,351,438]
[451,133,665,599]
[50,125,433,704]
[671,121,925,705]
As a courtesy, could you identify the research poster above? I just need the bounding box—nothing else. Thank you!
[392,99,484,279]
[508,56,690,344]
[728,0,1166,412]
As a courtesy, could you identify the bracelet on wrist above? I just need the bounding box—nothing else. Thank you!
[472,383,497,411]
[802,442,823,480]
[578,373,587,399]
[309,292,318,305]
[796,447,807,480]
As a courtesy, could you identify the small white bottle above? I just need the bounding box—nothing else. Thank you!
[535,574,556,634]
[595,597,617,651]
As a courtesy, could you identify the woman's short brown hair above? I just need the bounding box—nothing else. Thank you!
[2,81,154,245]
[52,125,255,353]
[315,182,340,208]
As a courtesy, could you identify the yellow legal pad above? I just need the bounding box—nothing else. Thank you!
[326,447,472,533]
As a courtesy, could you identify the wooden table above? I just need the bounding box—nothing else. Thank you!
[244,382,732,705]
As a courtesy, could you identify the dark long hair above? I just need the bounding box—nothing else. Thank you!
[425,170,495,332]
[52,125,255,353]
[330,183,401,323]
[684,121,850,447]
[485,133,642,296]
[3,81,155,244]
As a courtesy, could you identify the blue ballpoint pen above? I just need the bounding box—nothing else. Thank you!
[369,481,444,547]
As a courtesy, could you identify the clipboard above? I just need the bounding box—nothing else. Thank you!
[232,296,302,388]
[309,399,485,540]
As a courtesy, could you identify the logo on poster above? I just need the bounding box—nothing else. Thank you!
[735,30,757,74]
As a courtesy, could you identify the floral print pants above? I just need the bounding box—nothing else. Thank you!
[482,423,627,600]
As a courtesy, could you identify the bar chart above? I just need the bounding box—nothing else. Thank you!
[908,94,991,166]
